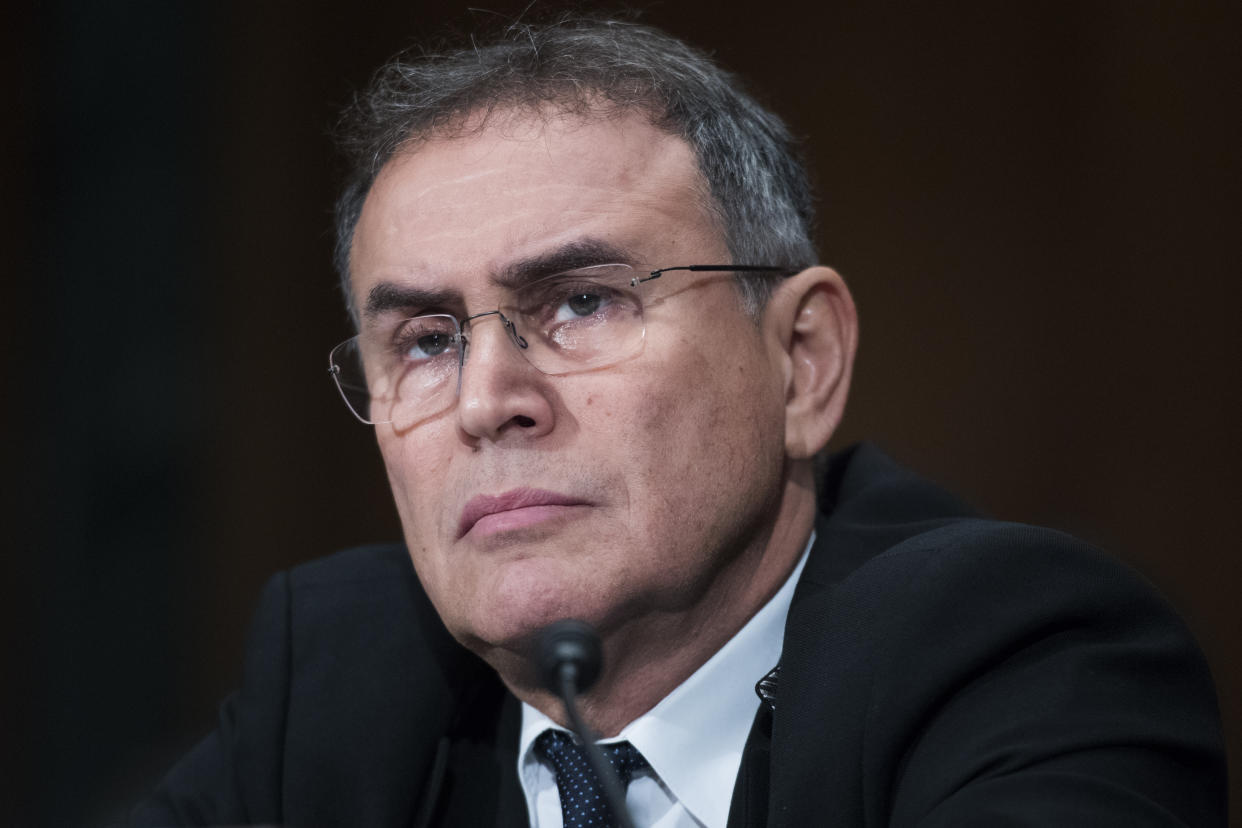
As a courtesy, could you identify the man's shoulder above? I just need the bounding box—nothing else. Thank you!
[775,445,1225,826]
[812,442,1136,592]
[803,443,1202,694]
[250,543,472,676]
[246,541,492,738]
[286,542,414,587]
[258,543,432,632]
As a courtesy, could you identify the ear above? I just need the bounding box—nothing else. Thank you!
[764,266,859,460]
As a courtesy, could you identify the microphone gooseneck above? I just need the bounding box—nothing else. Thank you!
[534,620,637,828]
[535,618,603,696]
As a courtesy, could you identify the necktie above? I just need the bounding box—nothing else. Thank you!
[535,729,649,827]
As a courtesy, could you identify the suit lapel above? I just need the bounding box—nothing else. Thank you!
[762,444,980,826]
[728,704,773,828]
[725,508,839,828]
[492,693,528,828]
[418,682,528,827]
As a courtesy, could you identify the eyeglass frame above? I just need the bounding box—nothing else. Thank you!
[327,263,797,425]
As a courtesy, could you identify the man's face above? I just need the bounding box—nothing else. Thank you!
[349,110,790,660]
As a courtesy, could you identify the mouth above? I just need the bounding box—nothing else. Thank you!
[457,488,591,539]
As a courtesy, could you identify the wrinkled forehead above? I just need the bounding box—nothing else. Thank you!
[348,107,727,307]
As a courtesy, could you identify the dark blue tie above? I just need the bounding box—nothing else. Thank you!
[535,729,649,827]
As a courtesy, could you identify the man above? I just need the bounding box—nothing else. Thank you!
[133,16,1225,827]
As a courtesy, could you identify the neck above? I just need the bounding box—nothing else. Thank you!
[503,465,817,737]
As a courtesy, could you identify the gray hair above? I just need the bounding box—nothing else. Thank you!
[333,14,818,322]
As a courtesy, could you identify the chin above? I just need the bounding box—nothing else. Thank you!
[461,558,607,654]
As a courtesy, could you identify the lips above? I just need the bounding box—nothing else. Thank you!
[457,488,590,538]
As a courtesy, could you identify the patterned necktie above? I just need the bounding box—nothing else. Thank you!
[535,729,649,827]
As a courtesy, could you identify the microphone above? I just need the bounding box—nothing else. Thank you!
[535,618,603,696]
[534,620,636,828]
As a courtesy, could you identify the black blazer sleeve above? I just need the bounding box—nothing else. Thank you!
[130,570,292,826]
[773,521,1226,827]
[129,545,488,827]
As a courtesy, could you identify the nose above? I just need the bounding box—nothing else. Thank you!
[456,312,555,442]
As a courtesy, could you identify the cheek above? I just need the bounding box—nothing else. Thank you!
[622,332,783,531]
[647,325,779,449]
[377,427,454,563]
[377,432,413,517]
[378,428,474,630]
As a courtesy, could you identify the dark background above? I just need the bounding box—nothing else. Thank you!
[9,2,1239,825]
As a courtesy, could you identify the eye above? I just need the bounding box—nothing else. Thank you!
[392,317,459,363]
[511,265,641,349]
[522,270,634,325]
[554,287,611,322]
[406,332,453,359]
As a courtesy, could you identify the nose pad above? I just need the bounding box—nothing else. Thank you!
[503,315,529,350]
[501,315,526,345]
[454,309,555,440]
[457,310,535,392]
[454,332,469,396]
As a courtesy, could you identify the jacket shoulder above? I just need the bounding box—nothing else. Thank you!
[776,446,1226,826]
[287,542,415,586]
[132,544,493,827]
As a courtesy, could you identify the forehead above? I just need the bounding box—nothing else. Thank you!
[349,109,727,301]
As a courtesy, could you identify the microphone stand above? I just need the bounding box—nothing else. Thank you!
[537,620,637,828]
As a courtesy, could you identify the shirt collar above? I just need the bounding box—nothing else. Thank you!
[518,532,812,828]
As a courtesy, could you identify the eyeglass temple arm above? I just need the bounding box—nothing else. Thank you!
[636,265,798,284]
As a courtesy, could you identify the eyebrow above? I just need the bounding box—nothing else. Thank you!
[362,237,638,321]
[362,283,458,323]
[494,238,637,289]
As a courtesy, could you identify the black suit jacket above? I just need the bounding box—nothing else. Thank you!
[132,444,1226,826]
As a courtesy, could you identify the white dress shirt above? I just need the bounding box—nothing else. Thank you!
[517,534,813,828]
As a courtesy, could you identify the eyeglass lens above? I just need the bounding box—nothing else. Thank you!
[329,264,646,425]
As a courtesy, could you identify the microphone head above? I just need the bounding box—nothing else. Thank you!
[534,619,603,696]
